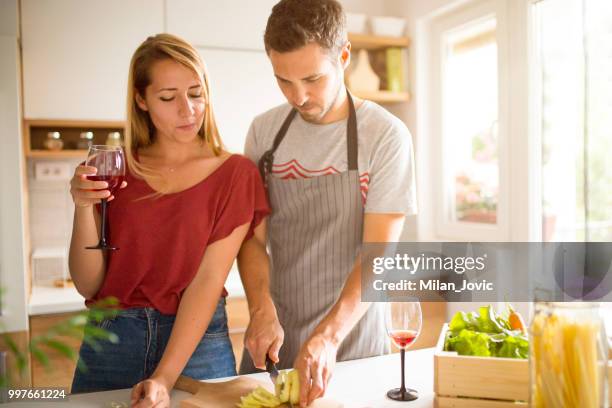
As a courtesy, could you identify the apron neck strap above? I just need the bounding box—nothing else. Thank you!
[258,89,359,181]
[346,91,358,171]
[258,109,297,181]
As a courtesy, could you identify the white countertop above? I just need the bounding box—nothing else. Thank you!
[29,285,86,315]
[6,348,435,407]
[29,269,246,315]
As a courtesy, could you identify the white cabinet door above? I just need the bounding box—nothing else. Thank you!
[167,0,277,51]
[21,0,164,120]
[199,48,284,154]
[0,35,29,332]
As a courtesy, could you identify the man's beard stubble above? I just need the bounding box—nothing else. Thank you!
[297,78,343,124]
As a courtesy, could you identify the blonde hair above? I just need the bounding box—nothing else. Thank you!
[125,33,224,189]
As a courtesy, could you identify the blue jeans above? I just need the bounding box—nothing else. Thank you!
[71,297,236,393]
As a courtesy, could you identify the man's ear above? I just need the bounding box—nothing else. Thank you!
[340,41,352,69]
[135,92,148,111]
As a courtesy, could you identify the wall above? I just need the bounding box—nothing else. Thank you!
[384,0,459,132]
[0,0,29,333]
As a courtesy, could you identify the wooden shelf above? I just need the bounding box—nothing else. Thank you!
[26,150,89,159]
[346,34,411,104]
[348,33,410,50]
[351,90,411,103]
[23,119,125,129]
[23,119,126,159]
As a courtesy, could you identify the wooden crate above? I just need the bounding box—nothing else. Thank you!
[434,324,612,407]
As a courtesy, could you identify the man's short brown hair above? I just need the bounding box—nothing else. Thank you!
[264,0,347,55]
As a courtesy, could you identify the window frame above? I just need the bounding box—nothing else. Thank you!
[415,0,540,242]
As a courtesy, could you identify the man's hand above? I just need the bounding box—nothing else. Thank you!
[244,304,284,369]
[294,333,338,407]
[130,375,171,408]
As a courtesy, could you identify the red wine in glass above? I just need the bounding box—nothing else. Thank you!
[85,145,125,251]
[385,302,422,402]
[389,329,418,349]
[86,175,125,195]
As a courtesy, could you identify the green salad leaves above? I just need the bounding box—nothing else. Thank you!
[443,305,529,359]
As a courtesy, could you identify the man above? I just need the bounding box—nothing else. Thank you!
[237,0,417,405]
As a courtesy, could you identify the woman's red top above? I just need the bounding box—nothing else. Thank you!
[86,154,269,314]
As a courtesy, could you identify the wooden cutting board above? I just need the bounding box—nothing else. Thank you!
[175,375,343,408]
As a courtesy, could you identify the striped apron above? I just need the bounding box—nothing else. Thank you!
[240,92,389,373]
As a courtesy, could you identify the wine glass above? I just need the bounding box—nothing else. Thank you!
[385,301,422,401]
[85,145,125,251]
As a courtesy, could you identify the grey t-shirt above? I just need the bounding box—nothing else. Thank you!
[244,100,417,214]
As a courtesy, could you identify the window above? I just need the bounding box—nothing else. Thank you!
[443,19,499,225]
[419,0,513,241]
[533,0,612,330]
[536,0,612,242]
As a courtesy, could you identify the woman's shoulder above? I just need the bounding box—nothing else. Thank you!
[212,154,266,204]
[220,153,260,177]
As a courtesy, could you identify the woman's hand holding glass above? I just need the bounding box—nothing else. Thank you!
[70,165,127,207]
[70,145,127,250]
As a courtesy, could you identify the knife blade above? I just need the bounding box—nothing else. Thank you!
[265,355,279,385]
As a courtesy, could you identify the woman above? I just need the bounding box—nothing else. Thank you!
[68,34,269,407]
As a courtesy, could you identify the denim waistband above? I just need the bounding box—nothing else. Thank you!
[117,307,169,318]
[114,297,225,321]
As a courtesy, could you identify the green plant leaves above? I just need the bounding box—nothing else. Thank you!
[444,305,529,359]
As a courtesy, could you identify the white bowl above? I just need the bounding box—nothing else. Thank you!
[346,12,367,34]
[370,16,406,37]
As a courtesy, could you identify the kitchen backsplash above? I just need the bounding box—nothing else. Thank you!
[28,158,81,251]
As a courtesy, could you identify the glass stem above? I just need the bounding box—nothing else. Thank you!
[99,198,108,246]
[400,348,406,399]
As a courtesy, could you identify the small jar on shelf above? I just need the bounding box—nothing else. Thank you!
[44,131,64,151]
[106,131,123,147]
[77,131,94,150]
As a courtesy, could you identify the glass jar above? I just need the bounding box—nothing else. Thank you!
[77,131,94,150]
[44,131,63,151]
[530,302,608,408]
[105,131,122,147]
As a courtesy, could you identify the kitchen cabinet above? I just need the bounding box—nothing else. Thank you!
[409,301,446,351]
[21,0,164,120]
[0,332,31,387]
[29,312,83,391]
[226,297,249,369]
[166,0,278,51]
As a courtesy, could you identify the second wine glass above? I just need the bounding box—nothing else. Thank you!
[385,301,422,402]
[85,145,125,251]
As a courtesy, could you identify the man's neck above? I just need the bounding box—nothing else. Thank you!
[316,86,349,125]
[313,87,364,125]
